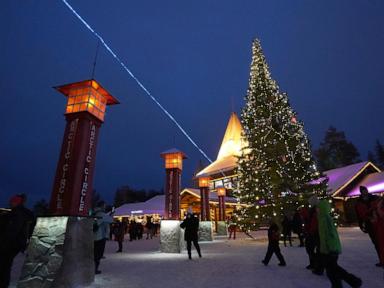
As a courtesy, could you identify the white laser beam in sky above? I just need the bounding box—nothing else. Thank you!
[61,0,213,163]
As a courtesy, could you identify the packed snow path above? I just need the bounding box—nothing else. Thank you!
[11,227,384,288]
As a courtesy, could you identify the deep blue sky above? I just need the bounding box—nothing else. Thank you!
[1,1,383,207]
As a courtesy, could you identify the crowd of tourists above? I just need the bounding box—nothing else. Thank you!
[262,185,384,288]
[0,185,383,288]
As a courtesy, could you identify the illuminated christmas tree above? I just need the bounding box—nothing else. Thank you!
[235,39,324,231]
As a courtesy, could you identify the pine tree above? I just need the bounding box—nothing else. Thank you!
[235,39,323,231]
[314,126,360,171]
[374,139,384,169]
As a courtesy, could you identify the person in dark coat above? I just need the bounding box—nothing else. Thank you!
[292,210,304,247]
[145,216,154,240]
[303,196,324,275]
[113,220,125,253]
[129,220,136,241]
[180,212,201,259]
[0,195,35,288]
[262,221,286,266]
[281,214,292,247]
[355,186,381,266]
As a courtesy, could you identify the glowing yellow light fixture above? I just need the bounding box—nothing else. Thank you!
[198,176,210,188]
[160,149,187,170]
[217,187,226,197]
[55,79,119,122]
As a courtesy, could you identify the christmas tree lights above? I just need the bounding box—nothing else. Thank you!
[234,39,326,231]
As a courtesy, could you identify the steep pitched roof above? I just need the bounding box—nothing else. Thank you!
[197,113,245,177]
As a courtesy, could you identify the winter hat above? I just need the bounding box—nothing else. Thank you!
[308,195,320,207]
[187,206,193,215]
[10,195,23,207]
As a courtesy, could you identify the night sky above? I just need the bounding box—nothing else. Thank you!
[1,1,383,208]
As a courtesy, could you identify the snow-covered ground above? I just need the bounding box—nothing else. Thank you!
[10,227,384,288]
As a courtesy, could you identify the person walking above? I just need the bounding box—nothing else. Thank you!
[318,199,362,288]
[227,214,237,240]
[93,201,113,274]
[355,186,381,266]
[113,220,125,253]
[303,196,324,275]
[180,212,202,260]
[0,195,35,288]
[281,214,292,247]
[262,221,286,266]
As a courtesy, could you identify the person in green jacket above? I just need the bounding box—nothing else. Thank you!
[318,199,362,288]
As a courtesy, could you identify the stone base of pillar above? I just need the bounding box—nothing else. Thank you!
[216,221,228,236]
[160,220,184,253]
[18,216,94,288]
[199,221,213,241]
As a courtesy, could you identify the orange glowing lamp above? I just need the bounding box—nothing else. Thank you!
[198,176,210,188]
[55,79,119,122]
[160,148,187,170]
[217,187,226,197]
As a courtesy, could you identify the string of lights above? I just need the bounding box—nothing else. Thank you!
[60,0,213,164]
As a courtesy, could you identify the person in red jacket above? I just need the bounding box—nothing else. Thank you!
[303,196,324,275]
[355,186,381,266]
[371,198,384,267]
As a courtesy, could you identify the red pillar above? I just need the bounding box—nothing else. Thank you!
[50,113,101,216]
[217,187,226,221]
[200,187,210,221]
[164,168,182,220]
[49,79,119,216]
[218,196,225,221]
[161,149,187,220]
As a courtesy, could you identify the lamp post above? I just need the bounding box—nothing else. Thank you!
[216,186,227,236]
[217,187,226,221]
[198,176,213,241]
[160,148,187,253]
[160,148,187,220]
[50,79,119,216]
[198,176,210,221]
[19,79,119,288]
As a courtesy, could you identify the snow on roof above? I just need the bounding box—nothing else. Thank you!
[114,195,165,217]
[322,161,381,197]
[181,188,238,203]
[160,148,187,158]
[342,171,384,198]
[196,155,238,177]
[197,113,245,177]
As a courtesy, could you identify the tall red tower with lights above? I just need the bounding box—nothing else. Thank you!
[160,148,187,220]
[49,79,119,216]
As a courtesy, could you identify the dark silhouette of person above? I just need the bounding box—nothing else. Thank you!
[303,196,324,275]
[145,216,154,240]
[262,222,286,266]
[318,199,362,288]
[180,212,201,260]
[355,186,381,266]
[0,195,35,288]
[113,220,125,252]
[93,201,113,274]
[281,214,292,247]
[292,210,304,247]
